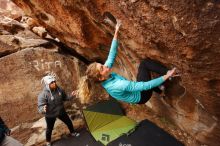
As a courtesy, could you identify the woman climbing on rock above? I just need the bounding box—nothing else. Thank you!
[78,20,176,104]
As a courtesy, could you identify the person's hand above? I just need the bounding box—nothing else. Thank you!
[43,105,47,113]
[115,20,121,31]
[71,90,78,97]
[5,129,11,136]
[163,68,176,80]
[166,68,176,78]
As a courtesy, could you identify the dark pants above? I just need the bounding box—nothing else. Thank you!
[137,58,168,104]
[45,112,75,142]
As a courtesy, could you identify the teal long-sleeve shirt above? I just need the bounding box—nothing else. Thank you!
[104,39,118,68]
[102,39,165,103]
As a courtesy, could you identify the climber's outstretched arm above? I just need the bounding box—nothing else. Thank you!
[113,20,121,40]
[104,20,121,68]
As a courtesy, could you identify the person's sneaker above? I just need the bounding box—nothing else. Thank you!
[71,132,80,137]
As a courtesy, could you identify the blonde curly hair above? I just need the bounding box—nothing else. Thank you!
[78,62,103,104]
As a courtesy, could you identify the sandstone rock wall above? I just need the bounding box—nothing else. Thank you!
[0,16,86,127]
[6,0,220,145]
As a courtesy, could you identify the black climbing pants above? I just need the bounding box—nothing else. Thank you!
[45,112,75,142]
[137,58,169,104]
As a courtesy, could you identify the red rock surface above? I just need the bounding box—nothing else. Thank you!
[4,0,220,145]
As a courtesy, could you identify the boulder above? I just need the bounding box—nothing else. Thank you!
[0,46,86,126]
[7,0,220,145]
